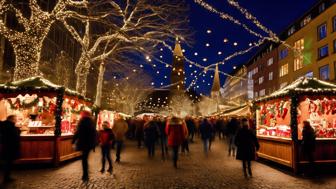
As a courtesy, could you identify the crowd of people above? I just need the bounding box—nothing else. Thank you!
[0,112,317,183]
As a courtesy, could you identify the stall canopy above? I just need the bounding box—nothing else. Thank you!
[0,76,90,101]
[223,105,251,117]
[256,77,336,102]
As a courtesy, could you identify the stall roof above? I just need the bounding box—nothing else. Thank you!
[223,105,251,117]
[0,76,91,101]
[256,77,336,102]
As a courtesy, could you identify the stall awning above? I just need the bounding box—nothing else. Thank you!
[256,77,336,102]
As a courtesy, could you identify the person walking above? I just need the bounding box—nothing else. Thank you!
[135,118,145,148]
[158,117,168,159]
[143,117,159,157]
[72,111,97,182]
[0,115,20,183]
[165,117,188,168]
[186,116,195,143]
[199,118,213,155]
[301,121,316,177]
[235,118,259,178]
[98,121,114,174]
[112,114,128,163]
[227,118,239,156]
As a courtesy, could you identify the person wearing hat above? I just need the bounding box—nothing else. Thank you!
[99,121,114,174]
[165,117,188,168]
[72,111,97,181]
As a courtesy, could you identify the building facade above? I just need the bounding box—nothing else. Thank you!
[247,44,279,99]
[221,66,248,106]
[246,0,336,100]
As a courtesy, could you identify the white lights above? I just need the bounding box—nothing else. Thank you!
[223,38,229,43]
[218,51,222,55]
[233,42,238,46]
[206,29,212,34]
[203,58,207,62]
[249,43,253,47]
[194,52,198,56]
[233,66,237,69]
[205,43,210,47]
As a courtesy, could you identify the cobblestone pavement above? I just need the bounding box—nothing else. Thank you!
[2,138,336,189]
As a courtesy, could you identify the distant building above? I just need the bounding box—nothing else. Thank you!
[221,66,248,107]
[211,64,221,98]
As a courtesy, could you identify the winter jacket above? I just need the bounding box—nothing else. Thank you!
[0,120,21,160]
[235,127,259,161]
[112,119,128,141]
[143,121,159,144]
[165,119,188,146]
[199,120,213,140]
[99,128,114,147]
[302,125,316,152]
[72,117,97,151]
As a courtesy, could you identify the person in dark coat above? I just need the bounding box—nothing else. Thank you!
[186,116,195,143]
[98,121,114,174]
[199,118,213,155]
[166,117,188,168]
[72,111,97,182]
[143,118,159,157]
[301,121,316,176]
[0,115,20,183]
[235,118,259,178]
[135,118,145,148]
[157,117,168,159]
[227,118,240,156]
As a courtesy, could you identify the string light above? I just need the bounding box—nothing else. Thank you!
[207,29,212,34]
[194,52,198,56]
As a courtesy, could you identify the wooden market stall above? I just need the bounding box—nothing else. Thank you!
[254,77,336,173]
[0,77,92,165]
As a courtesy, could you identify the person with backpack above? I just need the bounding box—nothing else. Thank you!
[99,121,114,174]
[165,117,188,168]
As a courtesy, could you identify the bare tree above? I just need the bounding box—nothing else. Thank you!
[169,93,193,117]
[59,0,191,97]
[0,0,90,80]
[102,68,154,116]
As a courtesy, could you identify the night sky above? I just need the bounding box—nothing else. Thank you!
[143,0,319,95]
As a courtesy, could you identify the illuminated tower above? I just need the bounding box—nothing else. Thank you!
[211,64,221,98]
[170,39,185,93]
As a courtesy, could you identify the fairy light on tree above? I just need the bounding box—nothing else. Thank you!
[0,0,89,81]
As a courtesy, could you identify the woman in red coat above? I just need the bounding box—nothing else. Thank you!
[165,117,188,168]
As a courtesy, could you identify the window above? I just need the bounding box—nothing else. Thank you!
[318,45,329,59]
[319,65,329,80]
[333,16,336,32]
[306,71,313,78]
[267,58,274,66]
[300,15,311,27]
[259,76,264,84]
[333,40,336,53]
[288,26,295,36]
[294,39,304,71]
[259,89,266,97]
[319,3,325,13]
[294,56,304,71]
[318,23,327,40]
[254,92,258,98]
[280,64,289,77]
[269,72,273,81]
[279,49,288,59]
[248,71,253,79]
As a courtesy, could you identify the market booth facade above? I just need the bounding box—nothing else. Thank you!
[0,77,92,165]
[254,77,336,172]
